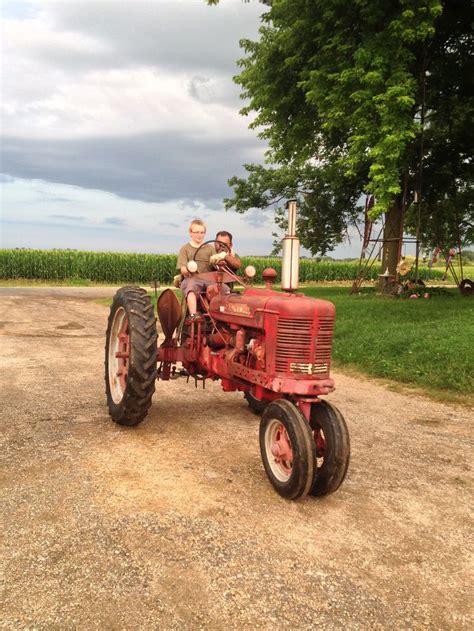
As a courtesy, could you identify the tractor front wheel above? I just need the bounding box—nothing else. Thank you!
[309,401,350,496]
[259,400,316,500]
[105,286,157,426]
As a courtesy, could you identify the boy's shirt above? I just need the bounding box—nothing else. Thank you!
[177,242,216,274]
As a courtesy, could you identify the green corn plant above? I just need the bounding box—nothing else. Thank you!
[0,249,444,284]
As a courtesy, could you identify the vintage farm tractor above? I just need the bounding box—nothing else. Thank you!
[105,201,350,500]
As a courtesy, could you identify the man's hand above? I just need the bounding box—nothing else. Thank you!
[210,251,227,265]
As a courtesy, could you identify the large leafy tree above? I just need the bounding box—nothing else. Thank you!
[404,5,473,253]
[211,0,473,269]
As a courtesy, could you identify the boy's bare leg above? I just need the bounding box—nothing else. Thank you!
[187,291,197,316]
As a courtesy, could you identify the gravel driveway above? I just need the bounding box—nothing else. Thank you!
[1,289,472,629]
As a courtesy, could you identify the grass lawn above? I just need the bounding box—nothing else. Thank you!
[300,286,473,404]
[432,263,474,282]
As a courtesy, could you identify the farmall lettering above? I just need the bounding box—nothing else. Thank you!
[105,200,350,500]
[221,302,251,316]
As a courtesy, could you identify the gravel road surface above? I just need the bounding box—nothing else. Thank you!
[1,289,472,629]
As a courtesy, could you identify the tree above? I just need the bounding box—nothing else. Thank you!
[404,5,474,254]
[213,0,473,269]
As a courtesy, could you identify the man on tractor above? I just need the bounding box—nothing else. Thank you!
[213,230,241,273]
[212,230,241,292]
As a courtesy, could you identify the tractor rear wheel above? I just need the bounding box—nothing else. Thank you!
[105,286,157,426]
[309,401,350,496]
[244,390,268,415]
[259,400,316,500]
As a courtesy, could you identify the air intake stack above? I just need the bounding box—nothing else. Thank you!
[281,199,300,291]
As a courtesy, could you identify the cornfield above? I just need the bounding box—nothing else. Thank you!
[0,249,443,283]
[0,249,176,284]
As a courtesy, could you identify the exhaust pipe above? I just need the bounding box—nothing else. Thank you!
[281,199,300,291]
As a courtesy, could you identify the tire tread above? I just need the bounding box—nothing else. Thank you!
[105,286,157,426]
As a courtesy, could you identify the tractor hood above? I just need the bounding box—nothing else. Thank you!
[209,287,335,330]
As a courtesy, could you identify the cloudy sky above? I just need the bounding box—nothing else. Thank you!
[1,0,360,256]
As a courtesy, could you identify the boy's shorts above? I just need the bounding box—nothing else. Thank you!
[181,277,230,297]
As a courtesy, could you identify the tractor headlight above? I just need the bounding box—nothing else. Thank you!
[187,260,198,273]
[244,265,256,278]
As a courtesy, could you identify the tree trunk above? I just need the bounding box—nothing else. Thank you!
[382,204,403,277]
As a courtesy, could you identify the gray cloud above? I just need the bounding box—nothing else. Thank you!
[49,214,86,222]
[47,197,79,204]
[161,221,180,228]
[2,131,265,205]
[103,216,126,226]
[187,76,211,103]
[45,1,265,75]
[243,209,271,228]
[179,200,201,211]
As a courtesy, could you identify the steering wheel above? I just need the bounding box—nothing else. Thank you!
[192,239,231,262]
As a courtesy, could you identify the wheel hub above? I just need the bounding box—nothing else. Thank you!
[267,422,293,478]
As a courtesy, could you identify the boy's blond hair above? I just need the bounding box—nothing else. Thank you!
[189,219,206,232]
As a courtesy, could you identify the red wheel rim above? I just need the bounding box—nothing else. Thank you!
[264,419,293,481]
[108,307,130,403]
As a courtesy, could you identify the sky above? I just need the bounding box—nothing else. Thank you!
[1,0,363,257]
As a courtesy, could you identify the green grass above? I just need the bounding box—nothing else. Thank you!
[300,287,474,402]
[445,264,474,283]
[428,263,474,284]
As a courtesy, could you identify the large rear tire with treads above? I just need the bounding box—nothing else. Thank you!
[105,286,157,426]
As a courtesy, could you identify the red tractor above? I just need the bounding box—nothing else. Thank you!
[105,201,350,500]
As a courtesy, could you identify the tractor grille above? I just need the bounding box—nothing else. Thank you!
[275,318,312,373]
[315,317,333,364]
[275,316,333,375]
